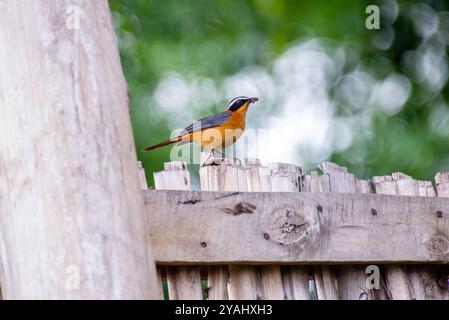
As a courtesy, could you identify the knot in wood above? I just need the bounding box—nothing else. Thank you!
[266,206,310,244]
[427,235,449,255]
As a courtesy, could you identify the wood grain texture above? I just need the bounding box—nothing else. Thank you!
[282,265,310,300]
[374,173,449,299]
[199,153,230,300]
[137,162,164,300]
[308,163,388,300]
[200,153,259,300]
[166,266,203,300]
[313,265,338,299]
[199,153,309,299]
[0,0,159,299]
[246,160,293,300]
[146,189,449,264]
[267,162,309,300]
[206,266,229,300]
[153,161,203,300]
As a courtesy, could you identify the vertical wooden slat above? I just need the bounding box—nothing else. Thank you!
[206,266,229,300]
[310,162,388,300]
[431,173,449,299]
[201,153,273,300]
[312,265,338,300]
[284,266,310,300]
[222,159,259,300]
[411,177,449,299]
[406,179,448,300]
[373,173,416,299]
[200,153,310,300]
[166,267,203,300]
[138,161,164,300]
[209,155,259,300]
[373,173,449,299]
[435,172,449,198]
[227,266,259,300]
[267,162,310,300]
[248,161,285,300]
[154,161,203,300]
[306,170,339,300]
[199,154,229,300]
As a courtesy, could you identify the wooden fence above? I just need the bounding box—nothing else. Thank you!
[1,0,448,300]
[141,152,449,300]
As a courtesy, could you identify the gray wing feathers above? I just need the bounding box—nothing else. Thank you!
[179,112,231,135]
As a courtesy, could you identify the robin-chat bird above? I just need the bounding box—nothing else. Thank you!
[143,96,258,154]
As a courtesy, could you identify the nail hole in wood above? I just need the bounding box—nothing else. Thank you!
[371,208,377,216]
[263,233,270,240]
[317,205,323,213]
[437,276,447,288]
[436,210,443,218]
[200,242,207,248]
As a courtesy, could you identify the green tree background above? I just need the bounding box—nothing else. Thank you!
[110,0,449,187]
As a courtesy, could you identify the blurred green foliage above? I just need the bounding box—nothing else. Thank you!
[110,0,449,185]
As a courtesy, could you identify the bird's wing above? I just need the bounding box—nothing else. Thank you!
[179,111,231,135]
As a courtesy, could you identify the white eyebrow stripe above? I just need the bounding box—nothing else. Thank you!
[228,96,249,107]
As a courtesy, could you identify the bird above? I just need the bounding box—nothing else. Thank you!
[143,96,258,155]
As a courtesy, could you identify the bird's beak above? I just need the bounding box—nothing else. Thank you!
[249,97,259,104]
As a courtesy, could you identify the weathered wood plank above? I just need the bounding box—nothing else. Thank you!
[166,266,203,300]
[313,265,338,299]
[138,162,165,300]
[242,160,283,300]
[310,162,388,300]
[0,0,160,299]
[199,153,230,300]
[252,161,300,300]
[200,153,259,300]
[206,266,229,300]
[146,190,449,264]
[307,168,339,300]
[436,172,449,198]
[374,173,424,299]
[200,153,308,299]
[282,265,310,299]
[153,162,203,300]
[267,162,309,300]
[336,172,449,300]
[394,174,449,299]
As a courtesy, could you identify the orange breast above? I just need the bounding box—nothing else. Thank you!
[184,108,247,150]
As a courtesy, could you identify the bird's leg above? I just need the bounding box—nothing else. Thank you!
[201,149,225,167]
[213,148,225,159]
[201,149,213,167]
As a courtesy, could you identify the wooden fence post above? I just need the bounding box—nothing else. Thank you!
[0,0,159,299]
[154,162,203,300]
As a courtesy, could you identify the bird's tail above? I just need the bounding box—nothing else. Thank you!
[143,136,183,152]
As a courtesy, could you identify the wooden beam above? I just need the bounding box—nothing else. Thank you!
[145,190,449,264]
[0,0,160,299]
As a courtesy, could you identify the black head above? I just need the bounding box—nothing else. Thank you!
[227,96,258,112]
